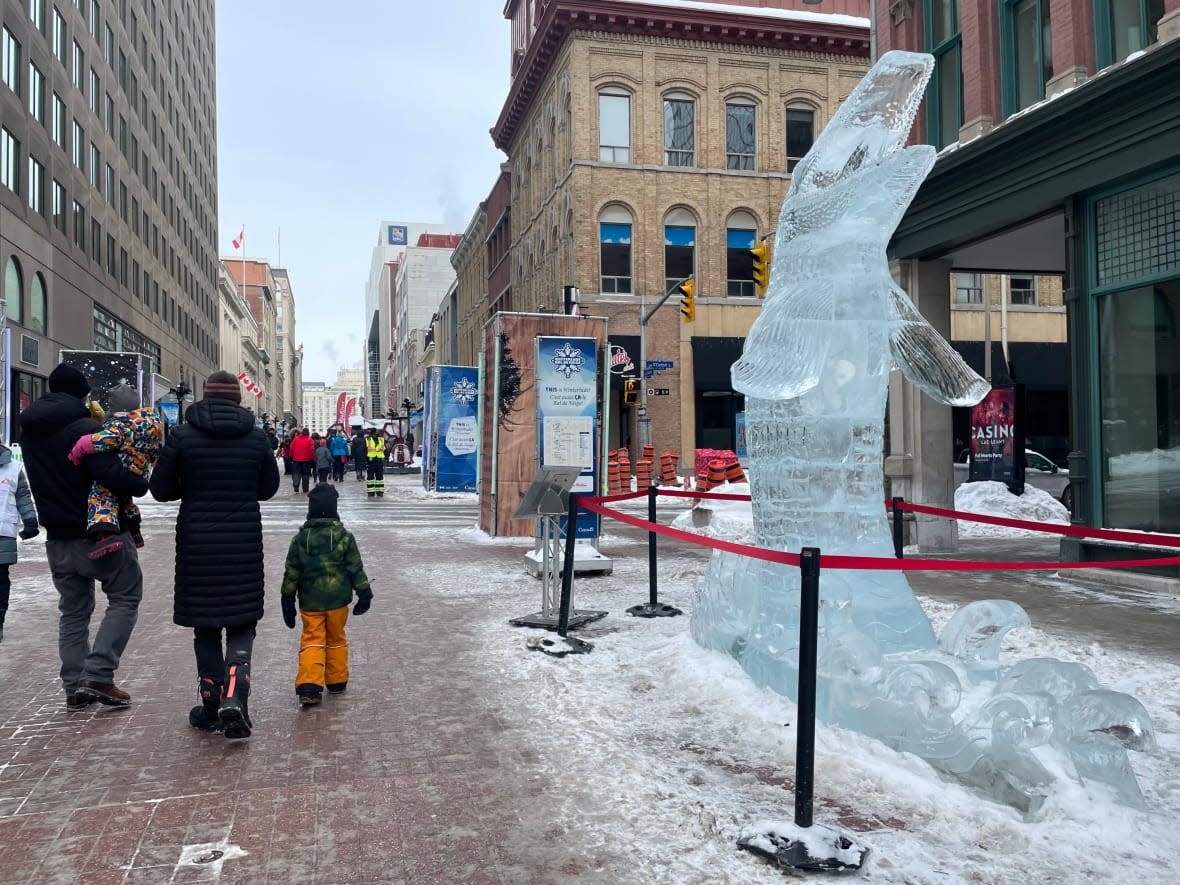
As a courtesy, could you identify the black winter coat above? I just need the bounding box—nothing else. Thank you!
[350,434,366,460]
[149,398,281,627]
[19,393,150,540]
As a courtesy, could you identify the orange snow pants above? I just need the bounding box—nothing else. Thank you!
[296,605,350,689]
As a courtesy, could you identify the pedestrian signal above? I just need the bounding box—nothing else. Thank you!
[678,278,696,322]
[750,242,771,297]
[623,377,639,405]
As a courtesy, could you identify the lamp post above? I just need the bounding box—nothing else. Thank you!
[169,380,192,425]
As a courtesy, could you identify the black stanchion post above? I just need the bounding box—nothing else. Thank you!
[648,481,658,606]
[891,496,904,559]
[556,492,579,638]
[795,546,820,829]
[626,483,683,618]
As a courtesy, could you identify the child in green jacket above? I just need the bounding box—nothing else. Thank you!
[281,483,373,705]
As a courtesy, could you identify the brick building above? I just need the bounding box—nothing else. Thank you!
[223,258,278,418]
[879,0,1180,547]
[1,0,220,440]
[491,0,870,458]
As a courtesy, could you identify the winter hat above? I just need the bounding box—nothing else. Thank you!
[203,370,243,403]
[106,382,140,414]
[48,364,91,399]
[307,483,339,520]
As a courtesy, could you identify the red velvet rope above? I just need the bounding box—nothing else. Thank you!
[579,489,1180,573]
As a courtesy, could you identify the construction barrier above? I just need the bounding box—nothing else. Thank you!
[706,459,728,490]
[636,458,653,490]
[617,448,631,490]
[724,458,747,485]
[607,458,622,496]
[659,451,679,485]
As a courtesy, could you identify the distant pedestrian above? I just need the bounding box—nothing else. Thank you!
[350,430,367,482]
[279,437,292,475]
[289,428,315,494]
[313,434,332,484]
[280,483,372,706]
[328,430,349,482]
[67,382,164,558]
[149,371,281,739]
[0,442,41,644]
[19,363,149,710]
[365,428,386,498]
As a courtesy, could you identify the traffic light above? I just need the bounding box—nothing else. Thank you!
[678,277,696,322]
[622,377,638,405]
[750,242,772,297]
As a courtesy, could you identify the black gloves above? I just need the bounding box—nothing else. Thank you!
[281,594,297,629]
[353,590,373,616]
[18,522,39,540]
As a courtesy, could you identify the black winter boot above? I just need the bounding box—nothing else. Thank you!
[189,677,223,732]
[218,661,252,739]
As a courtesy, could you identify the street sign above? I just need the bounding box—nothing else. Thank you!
[649,388,670,396]
[645,359,674,371]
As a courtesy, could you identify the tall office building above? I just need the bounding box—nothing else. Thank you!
[1,0,219,440]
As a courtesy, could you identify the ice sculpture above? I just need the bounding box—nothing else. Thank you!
[691,51,1154,814]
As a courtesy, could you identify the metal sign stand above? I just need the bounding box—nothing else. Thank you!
[510,466,607,632]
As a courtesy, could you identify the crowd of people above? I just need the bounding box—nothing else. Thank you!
[4,364,373,740]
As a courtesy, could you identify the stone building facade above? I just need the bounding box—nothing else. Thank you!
[493,0,870,459]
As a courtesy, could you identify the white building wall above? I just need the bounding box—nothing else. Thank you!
[394,247,458,409]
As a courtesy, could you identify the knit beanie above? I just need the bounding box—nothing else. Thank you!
[48,364,91,399]
[106,382,140,414]
[307,483,339,520]
[203,370,243,403]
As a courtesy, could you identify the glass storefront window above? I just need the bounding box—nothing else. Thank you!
[1097,278,1180,531]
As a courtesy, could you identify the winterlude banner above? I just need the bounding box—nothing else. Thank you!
[430,365,479,492]
[536,336,598,540]
[969,387,1016,483]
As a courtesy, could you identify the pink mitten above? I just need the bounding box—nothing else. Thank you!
[68,434,97,465]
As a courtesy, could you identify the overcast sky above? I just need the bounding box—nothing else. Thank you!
[215,2,510,385]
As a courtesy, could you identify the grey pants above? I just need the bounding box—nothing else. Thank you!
[46,533,143,693]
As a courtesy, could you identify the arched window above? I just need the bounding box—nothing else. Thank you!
[3,256,22,324]
[726,210,759,297]
[663,91,695,167]
[664,207,697,295]
[785,102,817,173]
[725,97,756,170]
[28,271,47,334]
[599,205,633,294]
[598,87,631,163]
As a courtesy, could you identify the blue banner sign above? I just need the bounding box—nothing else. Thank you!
[536,336,598,540]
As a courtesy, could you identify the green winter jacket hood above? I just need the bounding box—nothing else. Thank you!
[280,518,371,612]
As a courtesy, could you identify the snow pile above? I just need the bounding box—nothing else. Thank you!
[955,481,1069,537]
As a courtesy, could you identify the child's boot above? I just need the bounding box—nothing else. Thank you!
[326,682,347,694]
[296,683,323,706]
[188,677,223,732]
[219,661,252,738]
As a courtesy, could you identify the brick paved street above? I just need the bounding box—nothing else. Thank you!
[0,472,571,885]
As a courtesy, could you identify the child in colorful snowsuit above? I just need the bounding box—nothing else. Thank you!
[0,443,40,644]
[281,483,372,705]
[68,383,164,558]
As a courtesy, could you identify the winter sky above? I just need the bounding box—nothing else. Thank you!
[214,2,510,383]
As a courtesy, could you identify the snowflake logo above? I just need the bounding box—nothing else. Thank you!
[450,377,478,405]
[551,342,585,379]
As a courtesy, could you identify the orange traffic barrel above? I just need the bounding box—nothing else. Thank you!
[724,459,747,485]
[636,458,653,489]
[707,459,728,489]
[659,451,676,484]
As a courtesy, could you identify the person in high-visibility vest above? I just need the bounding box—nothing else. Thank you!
[364,429,385,498]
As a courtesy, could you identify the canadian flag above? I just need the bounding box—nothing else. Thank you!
[232,228,244,250]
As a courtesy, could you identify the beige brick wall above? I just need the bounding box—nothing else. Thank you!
[503,30,868,457]
[950,273,1067,343]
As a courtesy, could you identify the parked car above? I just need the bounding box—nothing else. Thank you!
[954,447,1073,510]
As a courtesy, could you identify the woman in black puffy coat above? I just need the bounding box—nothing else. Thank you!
[149,371,280,739]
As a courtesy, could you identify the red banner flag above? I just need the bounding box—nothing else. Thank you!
[335,392,347,426]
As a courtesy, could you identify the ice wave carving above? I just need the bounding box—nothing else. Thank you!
[691,51,1154,815]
